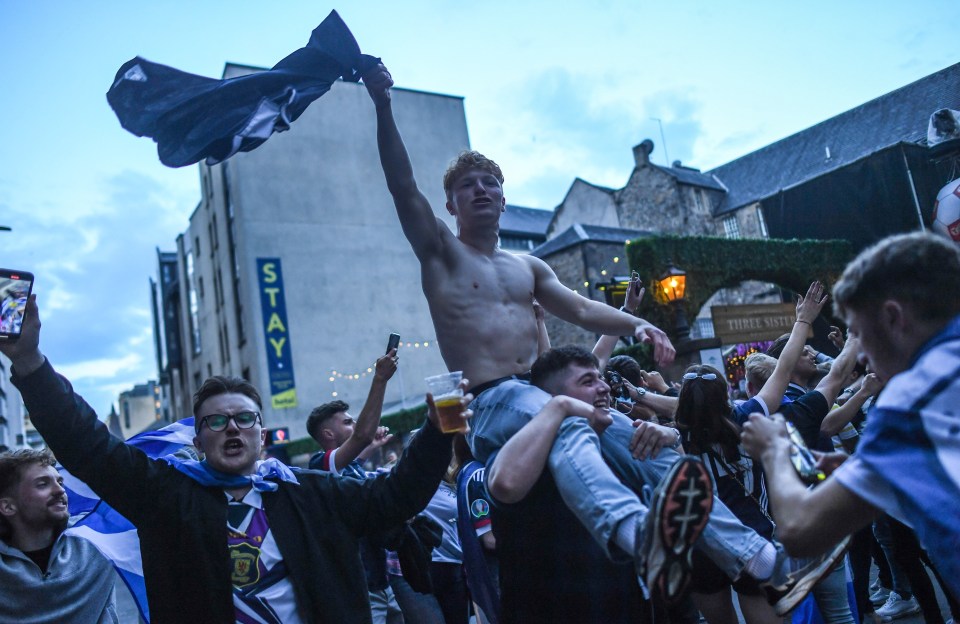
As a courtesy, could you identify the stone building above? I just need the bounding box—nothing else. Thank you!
[536,62,960,351]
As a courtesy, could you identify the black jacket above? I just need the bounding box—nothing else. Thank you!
[13,360,451,624]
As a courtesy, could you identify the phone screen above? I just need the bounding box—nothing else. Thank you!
[0,269,34,339]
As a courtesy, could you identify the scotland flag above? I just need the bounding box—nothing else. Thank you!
[107,10,378,168]
[61,418,197,623]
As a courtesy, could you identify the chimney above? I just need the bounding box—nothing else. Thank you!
[632,139,655,167]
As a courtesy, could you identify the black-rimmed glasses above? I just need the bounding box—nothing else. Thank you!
[682,372,718,381]
[197,411,261,432]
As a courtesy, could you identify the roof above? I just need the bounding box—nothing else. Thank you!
[708,62,960,215]
[500,204,553,236]
[651,164,727,192]
[532,223,652,258]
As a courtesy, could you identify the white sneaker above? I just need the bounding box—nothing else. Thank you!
[869,586,891,606]
[876,592,920,620]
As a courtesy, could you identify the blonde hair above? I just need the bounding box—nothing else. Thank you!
[442,151,504,200]
[744,353,776,390]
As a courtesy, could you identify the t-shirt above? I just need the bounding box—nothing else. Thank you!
[492,471,647,624]
[227,489,302,624]
[832,314,960,601]
[778,390,831,451]
[422,481,462,564]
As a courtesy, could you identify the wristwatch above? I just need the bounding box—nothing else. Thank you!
[635,386,647,399]
[668,428,683,450]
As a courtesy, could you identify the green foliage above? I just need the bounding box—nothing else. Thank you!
[381,403,429,434]
[624,235,855,331]
[282,436,320,458]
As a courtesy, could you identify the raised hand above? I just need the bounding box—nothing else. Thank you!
[796,281,829,325]
[362,63,393,109]
[374,349,399,382]
[0,294,44,375]
[634,321,675,367]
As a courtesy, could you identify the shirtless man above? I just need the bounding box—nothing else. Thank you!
[363,64,843,610]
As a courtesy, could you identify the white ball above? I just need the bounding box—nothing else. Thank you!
[932,177,960,243]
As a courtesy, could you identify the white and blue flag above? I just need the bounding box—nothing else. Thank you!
[61,417,197,623]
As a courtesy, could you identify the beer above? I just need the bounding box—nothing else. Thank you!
[434,395,466,433]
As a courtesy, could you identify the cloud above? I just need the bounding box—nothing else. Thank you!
[467,67,706,207]
[5,168,193,417]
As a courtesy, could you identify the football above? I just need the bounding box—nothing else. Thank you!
[932,176,960,243]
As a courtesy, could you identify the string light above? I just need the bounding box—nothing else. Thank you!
[326,338,437,393]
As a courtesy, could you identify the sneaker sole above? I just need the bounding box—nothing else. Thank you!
[773,536,851,616]
[649,457,714,602]
[878,605,922,620]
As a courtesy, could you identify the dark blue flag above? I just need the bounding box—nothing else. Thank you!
[107,10,378,167]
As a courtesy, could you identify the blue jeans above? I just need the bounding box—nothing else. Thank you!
[466,380,767,576]
[811,561,856,624]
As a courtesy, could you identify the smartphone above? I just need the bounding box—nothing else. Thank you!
[0,269,34,340]
[631,271,642,296]
[785,421,826,484]
[386,332,400,354]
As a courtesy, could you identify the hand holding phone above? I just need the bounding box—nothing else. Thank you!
[0,269,34,340]
[386,333,400,354]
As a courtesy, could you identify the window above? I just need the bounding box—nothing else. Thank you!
[757,206,769,238]
[723,216,741,239]
[694,190,704,212]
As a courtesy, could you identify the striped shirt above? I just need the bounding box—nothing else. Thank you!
[834,313,960,600]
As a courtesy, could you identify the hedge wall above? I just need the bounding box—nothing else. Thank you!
[623,235,855,334]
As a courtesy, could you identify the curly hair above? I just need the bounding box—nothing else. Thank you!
[442,151,504,200]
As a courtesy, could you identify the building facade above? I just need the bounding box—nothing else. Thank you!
[154,64,473,440]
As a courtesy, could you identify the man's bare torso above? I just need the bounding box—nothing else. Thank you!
[422,227,541,388]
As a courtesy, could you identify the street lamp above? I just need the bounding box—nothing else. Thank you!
[658,261,690,342]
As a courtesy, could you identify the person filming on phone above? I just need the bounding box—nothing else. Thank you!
[1,295,472,623]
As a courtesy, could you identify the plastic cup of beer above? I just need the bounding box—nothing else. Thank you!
[425,371,466,433]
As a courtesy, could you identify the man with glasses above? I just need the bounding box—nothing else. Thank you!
[1,296,469,624]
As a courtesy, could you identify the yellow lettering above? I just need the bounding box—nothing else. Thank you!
[262,263,277,283]
[266,313,286,333]
[264,287,280,308]
[269,336,287,358]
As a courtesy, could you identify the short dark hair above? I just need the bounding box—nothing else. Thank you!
[306,400,350,443]
[0,448,58,539]
[607,355,643,386]
[531,346,600,393]
[833,232,960,321]
[765,334,791,359]
[192,376,262,431]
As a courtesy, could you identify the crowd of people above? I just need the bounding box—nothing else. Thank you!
[1,62,958,624]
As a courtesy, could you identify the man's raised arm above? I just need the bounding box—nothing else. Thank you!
[527,256,675,366]
[364,63,445,259]
[755,281,829,411]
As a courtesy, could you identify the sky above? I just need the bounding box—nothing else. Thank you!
[1,1,958,418]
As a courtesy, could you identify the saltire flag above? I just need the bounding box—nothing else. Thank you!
[61,417,197,623]
[107,10,379,168]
